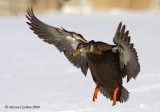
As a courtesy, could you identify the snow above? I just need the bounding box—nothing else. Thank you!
[0,10,160,112]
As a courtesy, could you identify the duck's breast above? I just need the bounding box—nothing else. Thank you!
[86,50,122,88]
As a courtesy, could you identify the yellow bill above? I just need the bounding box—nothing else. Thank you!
[72,49,80,56]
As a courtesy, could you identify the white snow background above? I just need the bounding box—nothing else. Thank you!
[0,10,160,112]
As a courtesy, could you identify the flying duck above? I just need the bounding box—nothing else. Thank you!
[26,8,140,106]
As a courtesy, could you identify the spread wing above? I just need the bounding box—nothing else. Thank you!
[26,8,88,75]
[113,22,140,82]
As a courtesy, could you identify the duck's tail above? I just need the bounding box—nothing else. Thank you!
[99,86,129,103]
[119,86,130,103]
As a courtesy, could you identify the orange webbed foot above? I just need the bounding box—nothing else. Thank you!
[112,87,120,106]
[93,85,100,102]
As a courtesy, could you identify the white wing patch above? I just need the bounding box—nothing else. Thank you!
[112,46,131,70]
[112,47,118,53]
[66,36,78,50]
[119,47,131,65]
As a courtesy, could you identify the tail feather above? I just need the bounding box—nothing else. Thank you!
[99,86,130,103]
[120,86,130,103]
[99,86,112,101]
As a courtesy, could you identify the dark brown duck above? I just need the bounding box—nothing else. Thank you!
[26,8,140,106]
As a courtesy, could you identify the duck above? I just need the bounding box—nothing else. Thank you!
[26,8,140,106]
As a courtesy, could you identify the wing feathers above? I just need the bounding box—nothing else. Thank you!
[26,7,88,76]
[113,22,140,82]
[120,25,125,36]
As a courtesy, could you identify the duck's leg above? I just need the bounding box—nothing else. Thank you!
[112,87,120,106]
[93,84,100,101]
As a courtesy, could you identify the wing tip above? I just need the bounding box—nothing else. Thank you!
[119,21,122,26]
[26,7,36,22]
[116,22,122,33]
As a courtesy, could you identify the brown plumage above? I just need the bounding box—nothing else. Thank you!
[26,8,140,106]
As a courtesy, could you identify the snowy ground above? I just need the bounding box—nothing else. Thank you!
[0,10,160,112]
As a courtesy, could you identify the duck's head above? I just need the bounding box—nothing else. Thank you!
[72,40,94,56]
